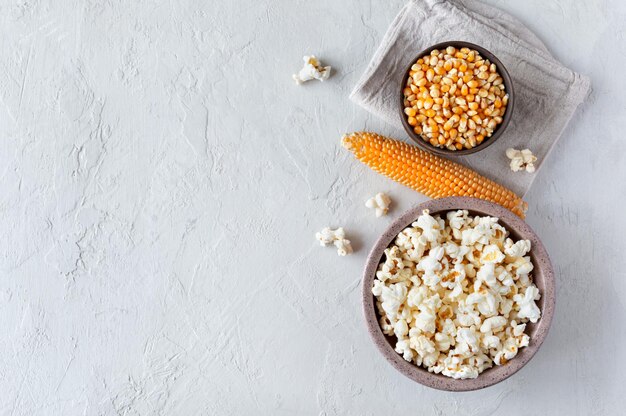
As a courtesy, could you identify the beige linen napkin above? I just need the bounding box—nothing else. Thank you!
[350,0,591,197]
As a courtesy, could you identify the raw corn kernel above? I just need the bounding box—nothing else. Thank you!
[341,132,527,218]
[402,46,508,151]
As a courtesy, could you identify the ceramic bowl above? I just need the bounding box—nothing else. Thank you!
[362,197,555,391]
[399,41,515,156]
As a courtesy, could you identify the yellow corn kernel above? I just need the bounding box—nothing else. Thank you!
[404,107,417,117]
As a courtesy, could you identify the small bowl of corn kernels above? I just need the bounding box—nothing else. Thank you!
[399,41,514,156]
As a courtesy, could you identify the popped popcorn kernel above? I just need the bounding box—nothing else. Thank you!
[292,55,331,84]
[365,192,392,217]
[506,148,537,173]
[315,227,353,256]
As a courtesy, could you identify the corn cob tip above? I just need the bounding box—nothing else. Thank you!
[341,133,353,150]
[513,201,529,219]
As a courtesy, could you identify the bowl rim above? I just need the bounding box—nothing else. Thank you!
[399,41,516,157]
[362,197,555,391]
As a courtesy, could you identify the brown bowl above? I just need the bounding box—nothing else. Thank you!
[399,41,515,156]
[362,197,555,391]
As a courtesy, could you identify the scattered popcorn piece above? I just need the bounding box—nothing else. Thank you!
[372,210,542,379]
[315,227,353,256]
[334,238,353,256]
[506,148,537,173]
[365,192,392,217]
[315,227,344,246]
[292,55,331,85]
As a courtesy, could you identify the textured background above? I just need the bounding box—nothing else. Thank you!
[0,0,624,414]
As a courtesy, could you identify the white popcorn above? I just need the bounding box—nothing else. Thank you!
[476,263,498,289]
[514,286,542,323]
[506,148,537,173]
[371,210,542,379]
[443,363,479,380]
[379,316,394,335]
[496,266,514,288]
[480,316,507,333]
[435,332,453,352]
[394,319,409,338]
[481,244,505,264]
[292,55,331,84]
[467,289,499,317]
[447,210,469,230]
[504,238,532,258]
[414,308,437,333]
[511,320,526,337]
[411,335,438,367]
[315,227,353,256]
[366,192,392,217]
[456,327,481,352]
[482,334,501,350]
[414,210,441,243]
[407,285,429,308]
[395,338,414,361]
[517,256,534,275]
[417,248,444,287]
[334,238,353,256]
[315,227,344,246]
[456,302,481,327]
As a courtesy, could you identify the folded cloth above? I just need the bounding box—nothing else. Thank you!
[350,0,591,197]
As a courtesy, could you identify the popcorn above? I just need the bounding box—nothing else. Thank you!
[315,227,344,246]
[466,290,498,317]
[395,338,414,361]
[506,148,537,173]
[414,209,442,243]
[379,283,408,320]
[334,238,353,256]
[292,55,331,84]
[372,210,542,379]
[447,210,469,230]
[481,245,505,264]
[315,227,353,256]
[480,316,507,333]
[394,319,409,337]
[365,192,392,217]
[457,327,481,352]
[514,286,542,323]
[482,334,501,350]
[504,238,531,258]
[414,308,437,333]
[476,263,498,289]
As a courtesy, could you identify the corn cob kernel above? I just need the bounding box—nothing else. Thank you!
[341,132,527,218]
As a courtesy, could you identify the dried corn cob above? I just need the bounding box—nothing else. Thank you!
[341,132,527,218]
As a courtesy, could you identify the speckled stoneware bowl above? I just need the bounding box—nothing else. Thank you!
[362,197,555,391]
[399,41,515,157]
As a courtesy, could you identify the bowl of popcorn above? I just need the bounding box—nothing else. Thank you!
[362,197,554,391]
[400,41,514,155]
